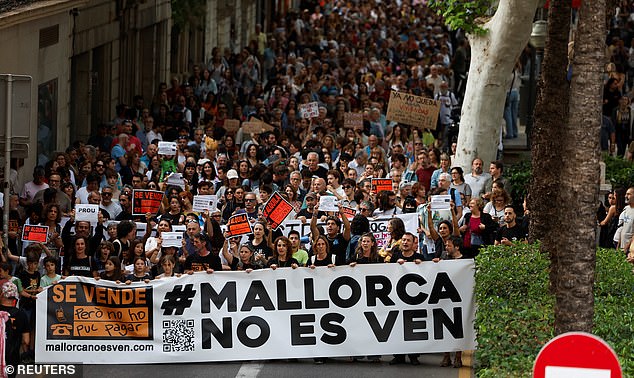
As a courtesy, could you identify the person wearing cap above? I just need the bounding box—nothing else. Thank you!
[296,192,318,222]
[0,281,30,376]
[216,169,239,201]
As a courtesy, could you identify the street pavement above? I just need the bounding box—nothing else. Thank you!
[74,351,474,378]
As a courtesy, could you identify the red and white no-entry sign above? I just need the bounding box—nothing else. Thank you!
[533,332,622,378]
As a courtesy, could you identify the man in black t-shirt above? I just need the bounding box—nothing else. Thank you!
[310,203,350,265]
[0,282,30,377]
[495,206,527,246]
[185,233,222,273]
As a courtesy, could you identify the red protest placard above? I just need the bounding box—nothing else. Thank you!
[132,190,164,216]
[371,178,393,194]
[340,206,357,220]
[226,213,253,237]
[22,225,49,243]
[262,192,294,230]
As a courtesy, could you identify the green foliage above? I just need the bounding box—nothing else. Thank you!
[604,153,634,189]
[427,0,492,35]
[171,0,206,30]
[506,160,531,206]
[475,244,634,376]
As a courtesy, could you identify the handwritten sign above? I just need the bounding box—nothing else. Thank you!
[226,214,253,237]
[319,195,339,212]
[430,195,451,210]
[165,172,186,189]
[262,192,294,231]
[242,121,274,135]
[344,112,363,129]
[224,119,240,133]
[371,178,393,194]
[300,102,319,119]
[22,225,49,243]
[161,232,183,248]
[386,90,440,130]
[158,141,177,156]
[75,204,99,224]
[192,195,219,213]
[132,190,164,216]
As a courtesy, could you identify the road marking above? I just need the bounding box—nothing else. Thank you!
[459,350,473,378]
[235,362,264,378]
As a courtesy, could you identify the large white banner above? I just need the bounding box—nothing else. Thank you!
[279,213,419,249]
[36,261,476,364]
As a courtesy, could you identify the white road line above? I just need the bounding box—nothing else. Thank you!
[235,362,264,378]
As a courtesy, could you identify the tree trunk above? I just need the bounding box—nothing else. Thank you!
[528,0,571,291]
[453,0,540,170]
[552,0,605,335]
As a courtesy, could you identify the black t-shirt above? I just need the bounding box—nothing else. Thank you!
[310,254,336,266]
[125,273,153,282]
[326,234,349,265]
[185,252,222,272]
[267,257,299,268]
[18,270,41,310]
[496,224,528,243]
[0,305,29,373]
[249,240,273,259]
[66,256,93,277]
[391,249,425,262]
[302,166,329,180]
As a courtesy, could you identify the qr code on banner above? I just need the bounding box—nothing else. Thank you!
[162,319,195,352]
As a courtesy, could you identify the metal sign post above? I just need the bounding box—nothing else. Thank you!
[0,74,32,247]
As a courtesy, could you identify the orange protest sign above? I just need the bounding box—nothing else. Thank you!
[226,213,253,237]
[47,282,152,340]
[132,190,164,216]
[262,192,294,230]
[22,224,49,243]
[371,178,393,194]
[340,206,357,220]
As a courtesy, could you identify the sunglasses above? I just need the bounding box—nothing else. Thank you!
[343,186,353,189]
[102,192,113,196]
[245,199,256,202]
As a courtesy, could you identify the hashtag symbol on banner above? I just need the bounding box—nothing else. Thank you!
[161,284,196,315]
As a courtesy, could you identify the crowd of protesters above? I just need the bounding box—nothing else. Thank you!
[0,0,585,369]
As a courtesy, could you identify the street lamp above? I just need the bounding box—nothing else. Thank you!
[526,20,548,149]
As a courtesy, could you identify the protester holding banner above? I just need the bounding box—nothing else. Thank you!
[426,205,462,260]
[349,233,381,265]
[184,233,222,273]
[92,241,116,277]
[267,236,299,269]
[310,204,350,265]
[378,217,406,263]
[63,236,93,277]
[98,256,123,282]
[249,221,273,267]
[287,230,309,267]
[308,235,335,268]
